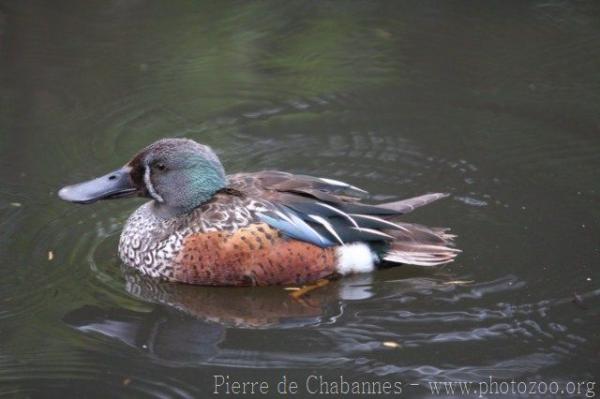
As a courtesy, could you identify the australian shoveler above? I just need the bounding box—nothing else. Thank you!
[59,138,460,286]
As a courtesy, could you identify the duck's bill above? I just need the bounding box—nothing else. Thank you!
[58,167,137,204]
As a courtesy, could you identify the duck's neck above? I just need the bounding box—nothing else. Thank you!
[151,165,228,219]
[150,202,191,219]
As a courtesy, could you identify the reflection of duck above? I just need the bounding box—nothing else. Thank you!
[122,270,375,328]
[63,274,373,364]
[63,305,225,362]
[59,138,459,286]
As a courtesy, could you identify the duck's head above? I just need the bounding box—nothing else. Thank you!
[58,138,227,215]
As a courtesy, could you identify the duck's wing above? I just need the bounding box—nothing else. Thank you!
[228,171,458,266]
[228,171,368,203]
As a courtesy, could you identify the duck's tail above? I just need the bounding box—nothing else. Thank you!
[333,193,460,275]
[381,223,460,266]
[334,221,459,275]
[375,193,460,267]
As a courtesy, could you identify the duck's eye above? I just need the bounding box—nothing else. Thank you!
[156,163,166,171]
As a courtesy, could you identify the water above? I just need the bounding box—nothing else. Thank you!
[1,1,599,397]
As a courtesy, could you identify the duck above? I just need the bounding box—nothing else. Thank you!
[58,138,460,286]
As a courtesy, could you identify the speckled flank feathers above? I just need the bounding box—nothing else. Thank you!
[118,189,267,282]
[174,223,336,285]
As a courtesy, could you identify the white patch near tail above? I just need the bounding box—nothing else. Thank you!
[335,243,377,275]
